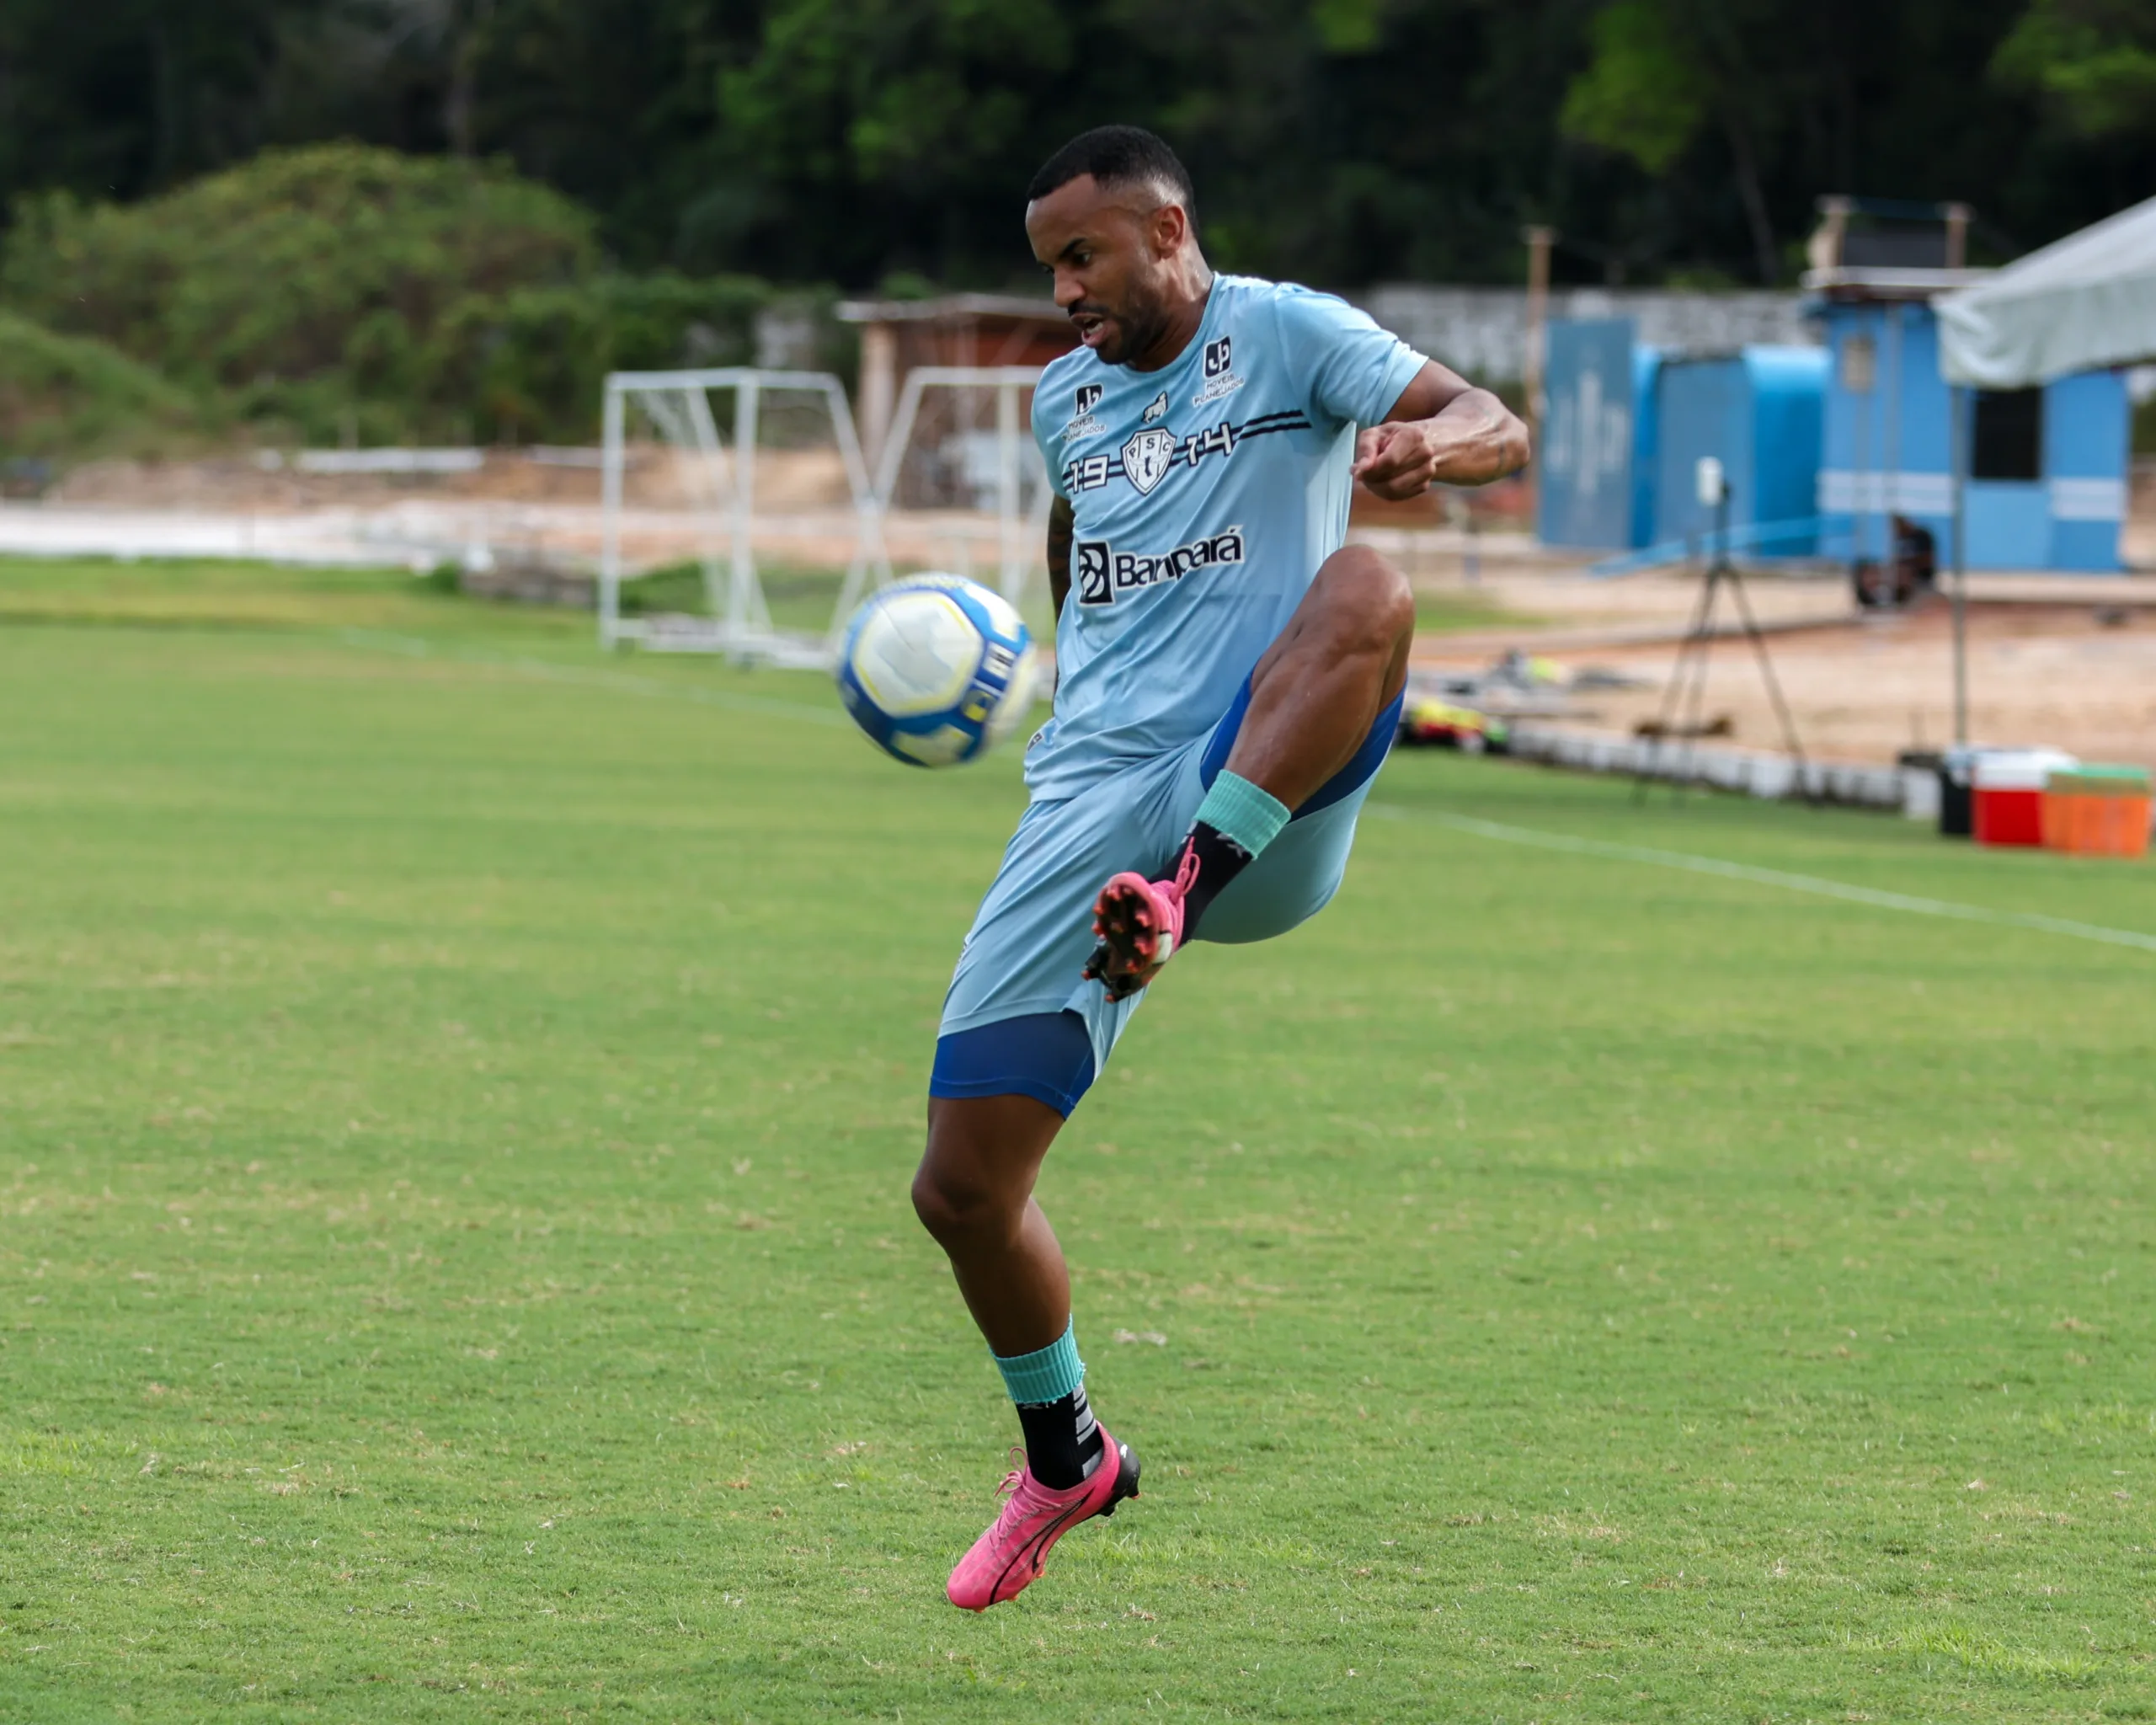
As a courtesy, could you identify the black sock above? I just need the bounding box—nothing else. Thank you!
[1015,1381,1105,1489]
[1175,822,1254,939]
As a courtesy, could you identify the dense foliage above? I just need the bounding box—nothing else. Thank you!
[0,312,211,462]
[2,145,778,446]
[3,0,2152,291]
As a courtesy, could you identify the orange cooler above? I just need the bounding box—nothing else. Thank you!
[2042,766,2153,858]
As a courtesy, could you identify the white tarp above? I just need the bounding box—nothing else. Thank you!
[1937,193,2156,387]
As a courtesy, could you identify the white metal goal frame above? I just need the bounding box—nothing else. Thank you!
[598,367,876,663]
[597,363,1052,665]
[862,366,1055,608]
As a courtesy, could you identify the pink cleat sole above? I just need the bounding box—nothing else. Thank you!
[1084,845,1199,1001]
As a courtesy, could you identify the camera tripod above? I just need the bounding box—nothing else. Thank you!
[1636,484,1812,803]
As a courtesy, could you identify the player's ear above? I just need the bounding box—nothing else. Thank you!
[1150,200,1187,259]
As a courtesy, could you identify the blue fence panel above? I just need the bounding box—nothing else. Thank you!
[1537,319,1641,550]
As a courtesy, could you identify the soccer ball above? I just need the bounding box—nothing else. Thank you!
[835,574,1040,767]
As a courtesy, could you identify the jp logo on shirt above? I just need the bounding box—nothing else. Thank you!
[1073,526,1246,607]
[1065,381,1107,439]
[1193,334,1244,405]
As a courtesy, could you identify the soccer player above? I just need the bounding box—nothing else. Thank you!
[915,126,1529,1610]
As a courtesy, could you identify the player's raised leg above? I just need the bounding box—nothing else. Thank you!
[1086,543,1415,998]
[913,1083,1139,1610]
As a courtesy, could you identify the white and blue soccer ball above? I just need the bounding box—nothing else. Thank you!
[835,574,1040,767]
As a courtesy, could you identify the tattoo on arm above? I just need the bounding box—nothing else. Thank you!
[1047,494,1074,618]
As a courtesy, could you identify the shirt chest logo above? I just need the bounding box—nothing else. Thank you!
[1065,382,1106,439]
[1193,336,1244,405]
[1121,427,1177,495]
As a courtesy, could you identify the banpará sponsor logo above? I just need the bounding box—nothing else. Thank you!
[1073,526,1246,607]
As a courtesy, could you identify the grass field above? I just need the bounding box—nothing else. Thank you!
[1,557,2151,1722]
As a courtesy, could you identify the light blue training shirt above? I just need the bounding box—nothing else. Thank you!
[1025,273,1428,804]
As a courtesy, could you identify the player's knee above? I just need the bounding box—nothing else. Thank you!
[1316,545,1414,654]
[910,1155,1011,1247]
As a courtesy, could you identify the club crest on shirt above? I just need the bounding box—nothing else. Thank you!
[1121,426,1177,494]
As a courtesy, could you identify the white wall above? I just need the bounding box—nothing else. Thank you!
[1357,286,1819,385]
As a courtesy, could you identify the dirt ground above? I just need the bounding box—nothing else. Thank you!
[1408,571,2156,772]
[48,446,859,514]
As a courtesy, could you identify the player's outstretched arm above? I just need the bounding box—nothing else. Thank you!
[1046,494,1075,617]
[1353,360,1530,500]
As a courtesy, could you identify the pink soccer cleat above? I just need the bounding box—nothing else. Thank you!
[945,1433,1140,1611]
[1084,845,1201,1001]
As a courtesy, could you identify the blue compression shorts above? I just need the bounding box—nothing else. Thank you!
[930,677,1401,1117]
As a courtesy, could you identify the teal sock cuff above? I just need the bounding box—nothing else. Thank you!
[1196,770,1292,856]
[993,1318,1085,1405]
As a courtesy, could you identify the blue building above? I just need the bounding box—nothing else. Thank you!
[1814,291,2131,571]
[1651,348,1828,558]
[1538,320,1828,559]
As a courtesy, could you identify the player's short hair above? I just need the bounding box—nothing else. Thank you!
[1026,126,1196,229]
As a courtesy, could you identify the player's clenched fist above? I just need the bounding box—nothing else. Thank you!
[1353,393,1529,498]
[1352,421,1440,499]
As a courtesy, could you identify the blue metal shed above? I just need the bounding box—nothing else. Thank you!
[1652,347,1827,558]
[1536,318,1661,549]
[1817,296,2129,571]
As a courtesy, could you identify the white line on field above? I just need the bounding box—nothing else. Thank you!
[1368,804,2156,958]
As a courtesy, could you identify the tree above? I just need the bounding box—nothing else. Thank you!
[1560,0,1785,285]
[1993,0,2156,139]
[3,0,2151,294]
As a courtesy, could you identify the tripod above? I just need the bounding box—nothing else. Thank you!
[1636,478,1812,802]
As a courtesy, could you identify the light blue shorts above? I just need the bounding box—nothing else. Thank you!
[935,681,1399,1095]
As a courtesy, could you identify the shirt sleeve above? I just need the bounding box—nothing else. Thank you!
[1273,286,1429,432]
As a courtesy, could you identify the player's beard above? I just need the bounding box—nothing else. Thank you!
[1075,280,1172,367]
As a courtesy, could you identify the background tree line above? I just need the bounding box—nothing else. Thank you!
[1,0,2150,461]
[4,0,2152,291]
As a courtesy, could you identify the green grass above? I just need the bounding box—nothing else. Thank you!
[1410,582,1534,634]
[0,557,2150,1722]
[0,555,586,638]
[611,558,1529,642]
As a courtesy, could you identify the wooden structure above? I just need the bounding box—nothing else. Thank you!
[836,294,1076,466]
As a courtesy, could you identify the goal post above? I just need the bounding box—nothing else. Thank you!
[598,367,875,663]
[866,366,1055,612]
[596,362,1053,666]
